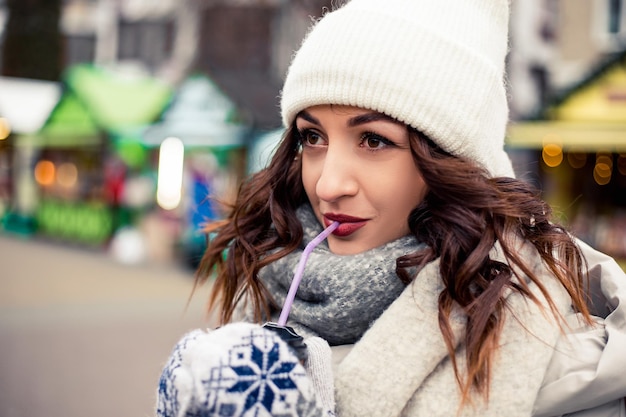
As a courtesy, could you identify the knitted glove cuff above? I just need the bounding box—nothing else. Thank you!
[304,336,336,416]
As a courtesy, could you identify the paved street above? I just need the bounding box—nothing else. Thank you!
[0,234,215,417]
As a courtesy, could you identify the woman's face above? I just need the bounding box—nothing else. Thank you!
[297,105,427,255]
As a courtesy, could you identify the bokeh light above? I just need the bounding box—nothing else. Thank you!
[156,136,185,210]
[596,153,613,170]
[593,153,613,185]
[57,162,78,188]
[567,152,587,169]
[0,117,10,140]
[34,160,56,186]
[542,143,563,167]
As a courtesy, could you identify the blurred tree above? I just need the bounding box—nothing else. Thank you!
[1,0,63,80]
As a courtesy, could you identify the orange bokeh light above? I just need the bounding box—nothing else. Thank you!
[34,160,55,186]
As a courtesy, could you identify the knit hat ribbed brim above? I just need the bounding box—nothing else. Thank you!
[280,0,515,178]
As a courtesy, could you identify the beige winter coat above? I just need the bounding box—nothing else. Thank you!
[331,239,626,417]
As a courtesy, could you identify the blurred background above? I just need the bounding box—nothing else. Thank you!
[0,0,624,416]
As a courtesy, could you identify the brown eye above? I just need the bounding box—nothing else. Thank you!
[366,136,382,148]
[299,129,326,147]
[361,132,394,150]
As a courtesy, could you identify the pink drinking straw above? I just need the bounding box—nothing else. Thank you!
[277,221,340,326]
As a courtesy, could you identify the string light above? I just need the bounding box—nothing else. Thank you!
[593,153,613,185]
[567,152,587,169]
[542,143,563,167]
[57,162,78,188]
[34,160,55,186]
[0,118,10,140]
[156,137,185,210]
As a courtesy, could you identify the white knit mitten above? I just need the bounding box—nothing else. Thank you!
[304,337,336,416]
[156,322,326,417]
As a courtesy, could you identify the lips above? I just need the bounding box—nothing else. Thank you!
[323,213,368,237]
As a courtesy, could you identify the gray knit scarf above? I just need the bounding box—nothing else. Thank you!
[257,204,422,346]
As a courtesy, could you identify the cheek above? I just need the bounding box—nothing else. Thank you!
[388,169,427,215]
[301,159,318,200]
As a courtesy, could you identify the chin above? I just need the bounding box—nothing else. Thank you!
[327,239,369,256]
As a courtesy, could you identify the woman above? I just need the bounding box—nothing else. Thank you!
[157,0,626,416]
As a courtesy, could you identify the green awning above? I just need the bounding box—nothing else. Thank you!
[142,75,247,148]
[65,64,173,132]
[18,92,101,148]
[41,92,100,138]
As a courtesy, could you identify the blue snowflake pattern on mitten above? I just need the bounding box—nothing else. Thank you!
[204,328,301,415]
[156,324,324,417]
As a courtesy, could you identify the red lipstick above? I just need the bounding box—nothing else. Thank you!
[324,213,368,237]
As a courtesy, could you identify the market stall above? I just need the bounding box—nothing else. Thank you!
[29,90,111,245]
[507,51,626,260]
[5,64,173,246]
[0,76,62,235]
[140,74,249,267]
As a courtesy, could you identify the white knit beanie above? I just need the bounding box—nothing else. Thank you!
[280,0,515,178]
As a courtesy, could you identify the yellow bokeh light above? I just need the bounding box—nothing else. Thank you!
[593,162,612,185]
[0,117,11,140]
[595,162,612,177]
[34,160,55,186]
[596,154,613,169]
[543,143,562,157]
[567,152,587,169]
[542,144,563,168]
[57,162,78,188]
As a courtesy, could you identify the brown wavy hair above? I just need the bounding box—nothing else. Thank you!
[194,123,592,402]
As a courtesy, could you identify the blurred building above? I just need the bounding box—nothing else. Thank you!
[0,0,331,130]
[507,0,626,260]
[0,0,334,265]
[509,0,626,119]
[1,0,624,262]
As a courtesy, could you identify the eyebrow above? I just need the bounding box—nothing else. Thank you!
[348,112,403,127]
[296,110,403,127]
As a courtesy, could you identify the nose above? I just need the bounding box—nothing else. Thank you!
[315,143,358,202]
